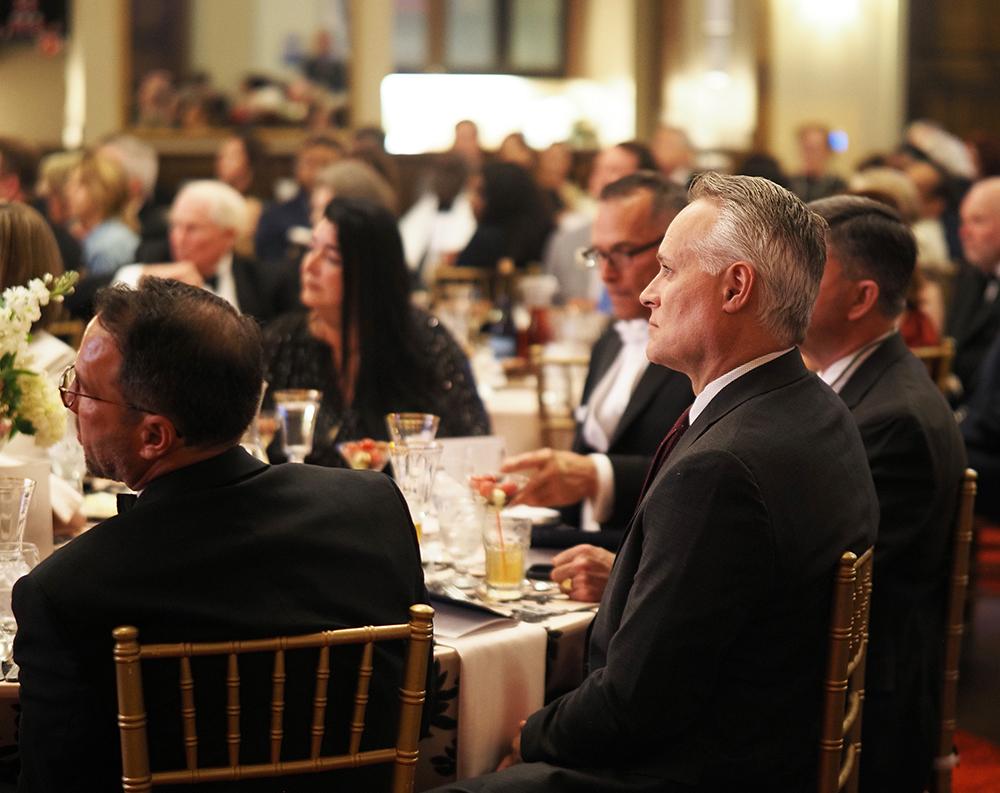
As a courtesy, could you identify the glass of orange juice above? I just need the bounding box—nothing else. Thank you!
[482,515,530,601]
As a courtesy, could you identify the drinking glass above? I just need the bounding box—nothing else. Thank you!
[385,413,440,444]
[273,389,322,463]
[0,478,35,545]
[388,440,443,543]
[482,515,531,601]
[0,541,38,666]
[435,492,485,588]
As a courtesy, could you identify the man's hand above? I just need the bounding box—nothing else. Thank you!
[501,449,597,507]
[551,544,615,602]
[495,720,525,771]
[141,262,205,288]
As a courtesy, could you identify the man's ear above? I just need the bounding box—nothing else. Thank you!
[847,279,880,321]
[136,414,181,461]
[721,261,755,314]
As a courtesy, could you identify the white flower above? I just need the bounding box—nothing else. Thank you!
[14,370,66,448]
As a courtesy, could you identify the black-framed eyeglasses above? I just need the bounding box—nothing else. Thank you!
[577,237,662,271]
[58,365,153,413]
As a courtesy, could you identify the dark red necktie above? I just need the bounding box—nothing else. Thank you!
[638,407,691,500]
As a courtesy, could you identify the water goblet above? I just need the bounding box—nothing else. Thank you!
[0,541,38,668]
[273,389,322,463]
[385,413,440,444]
[435,492,485,588]
[0,478,35,545]
[388,440,443,544]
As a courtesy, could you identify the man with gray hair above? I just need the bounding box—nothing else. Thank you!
[431,174,877,793]
[111,180,300,323]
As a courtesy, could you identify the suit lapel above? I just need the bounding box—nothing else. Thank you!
[838,333,908,410]
[580,329,622,406]
[606,364,677,448]
[639,349,809,509]
[231,256,258,317]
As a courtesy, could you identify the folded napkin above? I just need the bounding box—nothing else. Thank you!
[436,621,547,777]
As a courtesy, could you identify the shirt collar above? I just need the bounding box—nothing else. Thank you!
[689,348,794,424]
[816,330,895,394]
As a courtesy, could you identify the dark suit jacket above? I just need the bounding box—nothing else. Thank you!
[559,325,693,544]
[518,350,878,792]
[962,329,1000,521]
[946,262,1000,398]
[64,246,300,324]
[254,190,311,266]
[13,448,427,792]
[838,335,966,791]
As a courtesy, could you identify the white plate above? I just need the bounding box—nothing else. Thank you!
[501,504,561,526]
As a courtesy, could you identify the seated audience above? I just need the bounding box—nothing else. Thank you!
[451,119,484,171]
[536,141,585,218]
[398,153,477,276]
[497,132,537,171]
[310,158,398,224]
[65,152,139,276]
[788,122,847,202]
[960,329,1000,521]
[946,177,1000,401]
[503,172,692,549]
[0,137,82,272]
[430,173,877,792]
[97,134,168,255]
[214,130,265,256]
[254,134,343,265]
[13,278,426,791]
[802,196,966,793]
[96,180,299,324]
[458,161,553,270]
[543,141,657,304]
[264,197,488,465]
[650,124,696,187]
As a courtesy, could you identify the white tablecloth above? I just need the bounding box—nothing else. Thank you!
[480,386,540,457]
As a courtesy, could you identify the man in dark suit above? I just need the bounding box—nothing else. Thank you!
[961,329,1000,521]
[432,174,877,792]
[69,180,301,322]
[254,135,343,265]
[802,196,967,793]
[946,177,1000,400]
[12,279,426,792]
[503,173,693,555]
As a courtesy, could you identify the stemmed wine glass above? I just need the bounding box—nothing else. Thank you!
[273,389,322,463]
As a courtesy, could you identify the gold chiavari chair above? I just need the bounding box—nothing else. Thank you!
[529,344,590,450]
[113,604,434,793]
[931,469,978,793]
[911,337,956,393]
[818,546,875,793]
[430,265,494,305]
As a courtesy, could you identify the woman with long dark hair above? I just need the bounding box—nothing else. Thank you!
[263,197,489,465]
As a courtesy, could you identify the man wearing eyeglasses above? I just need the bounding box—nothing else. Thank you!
[503,173,693,552]
[13,278,426,792]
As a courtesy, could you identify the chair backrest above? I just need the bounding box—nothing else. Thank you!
[47,318,86,349]
[529,344,590,450]
[911,337,956,393]
[113,604,434,792]
[931,468,978,793]
[818,546,875,793]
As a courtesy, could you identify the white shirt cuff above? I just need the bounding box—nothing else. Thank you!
[114,264,144,288]
[587,453,615,524]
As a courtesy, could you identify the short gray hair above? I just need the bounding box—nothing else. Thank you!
[688,172,827,344]
[173,180,248,233]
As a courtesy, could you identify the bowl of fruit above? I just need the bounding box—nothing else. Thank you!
[337,438,391,471]
[468,473,529,510]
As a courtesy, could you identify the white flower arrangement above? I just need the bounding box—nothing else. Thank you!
[0,273,78,447]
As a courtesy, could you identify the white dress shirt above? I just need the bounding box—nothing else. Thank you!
[115,253,239,310]
[579,319,650,531]
[689,348,794,424]
[815,332,894,394]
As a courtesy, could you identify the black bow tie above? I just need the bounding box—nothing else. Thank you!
[116,493,138,514]
[203,273,219,291]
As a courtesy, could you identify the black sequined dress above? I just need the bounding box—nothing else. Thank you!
[263,309,490,466]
